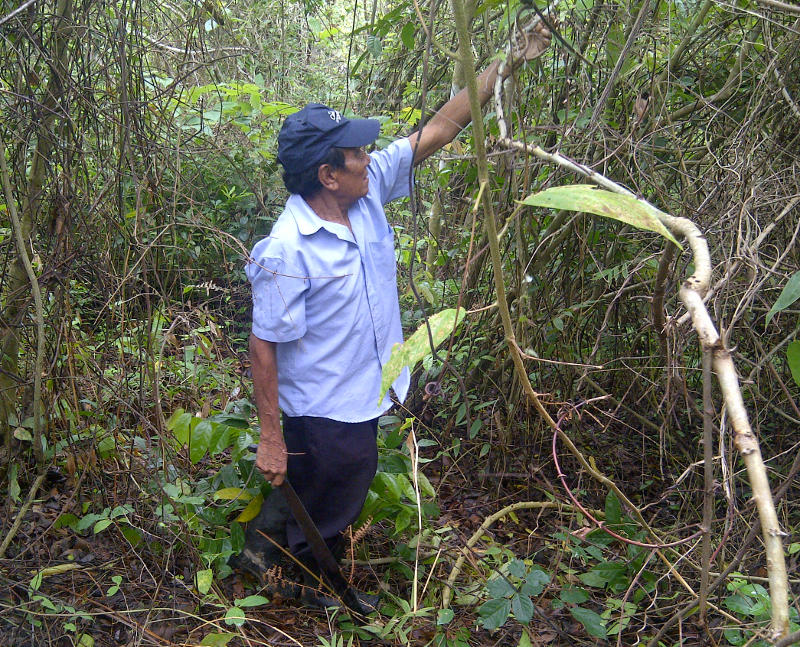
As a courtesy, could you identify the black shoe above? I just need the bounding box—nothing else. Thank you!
[230,546,303,600]
[230,545,282,580]
[301,585,380,615]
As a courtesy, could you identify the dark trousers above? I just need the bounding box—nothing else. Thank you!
[283,415,379,563]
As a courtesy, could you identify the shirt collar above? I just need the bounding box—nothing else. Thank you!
[287,194,324,236]
[287,193,357,243]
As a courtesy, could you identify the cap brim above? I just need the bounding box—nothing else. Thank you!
[334,118,381,148]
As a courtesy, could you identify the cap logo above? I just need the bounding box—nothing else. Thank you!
[327,110,342,123]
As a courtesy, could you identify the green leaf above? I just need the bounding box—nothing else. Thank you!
[13,426,33,441]
[487,577,516,599]
[570,606,607,638]
[400,22,415,49]
[224,606,246,626]
[437,608,454,625]
[76,634,95,647]
[236,595,270,608]
[579,561,628,590]
[508,559,526,578]
[511,594,535,624]
[93,519,113,534]
[395,507,412,534]
[366,34,382,58]
[724,593,759,617]
[200,633,236,647]
[230,522,245,552]
[521,185,682,248]
[196,569,214,595]
[75,513,101,532]
[378,308,466,403]
[478,597,511,630]
[518,632,533,647]
[786,340,800,388]
[190,420,213,463]
[54,513,79,529]
[766,271,800,328]
[605,491,622,525]
[560,587,589,604]
[167,409,191,444]
[521,567,550,596]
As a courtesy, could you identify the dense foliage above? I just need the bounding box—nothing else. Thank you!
[1,0,799,645]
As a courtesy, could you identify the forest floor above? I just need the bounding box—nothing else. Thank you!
[0,412,732,647]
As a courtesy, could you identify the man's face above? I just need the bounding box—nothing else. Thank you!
[332,147,371,203]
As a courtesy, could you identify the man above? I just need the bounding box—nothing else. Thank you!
[242,24,551,606]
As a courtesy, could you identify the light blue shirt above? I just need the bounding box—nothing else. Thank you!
[246,138,413,422]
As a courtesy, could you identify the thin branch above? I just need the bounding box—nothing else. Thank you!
[0,0,37,27]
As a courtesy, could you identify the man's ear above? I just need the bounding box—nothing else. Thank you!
[317,164,338,191]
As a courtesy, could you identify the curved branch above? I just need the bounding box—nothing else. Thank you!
[494,39,790,642]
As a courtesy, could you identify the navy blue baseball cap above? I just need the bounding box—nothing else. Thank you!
[277,103,381,174]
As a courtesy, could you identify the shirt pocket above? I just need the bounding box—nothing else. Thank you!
[368,226,397,284]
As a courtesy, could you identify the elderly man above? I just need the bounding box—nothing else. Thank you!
[242,25,550,606]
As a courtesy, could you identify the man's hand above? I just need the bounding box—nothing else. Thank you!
[511,21,552,68]
[256,438,287,487]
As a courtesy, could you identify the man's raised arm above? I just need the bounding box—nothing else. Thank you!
[406,23,551,165]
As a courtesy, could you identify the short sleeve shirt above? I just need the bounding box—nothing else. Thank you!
[246,137,413,422]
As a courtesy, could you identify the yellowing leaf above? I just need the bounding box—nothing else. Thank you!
[34,563,81,578]
[522,185,682,249]
[196,568,213,595]
[379,308,466,404]
[234,493,264,523]
[214,487,252,501]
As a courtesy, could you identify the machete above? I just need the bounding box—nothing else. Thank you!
[248,444,374,614]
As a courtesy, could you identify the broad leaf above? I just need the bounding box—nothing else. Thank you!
[400,22,415,49]
[570,606,607,638]
[236,595,270,608]
[766,271,800,328]
[224,606,246,627]
[378,308,466,403]
[508,559,527,578]
[167,409,191,445]
[478,597,511,630]
[214,487,252,501]
[560,587,590,604]
[605,491,622,525]
[13,427,32,441]
[196,569,213,595]
[578,561,628,590]
[522,185,682,248]
[93,519,113,534]
[521,567,550,596]
[437,608,454,625]
[235,492,264,523]
[200,633,236,647]
[511,593,535,624]
[487,576,516,599]
[190,420,213,463]
[787,341,800,388]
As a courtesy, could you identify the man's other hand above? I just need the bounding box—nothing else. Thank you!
[256,439,287,487]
